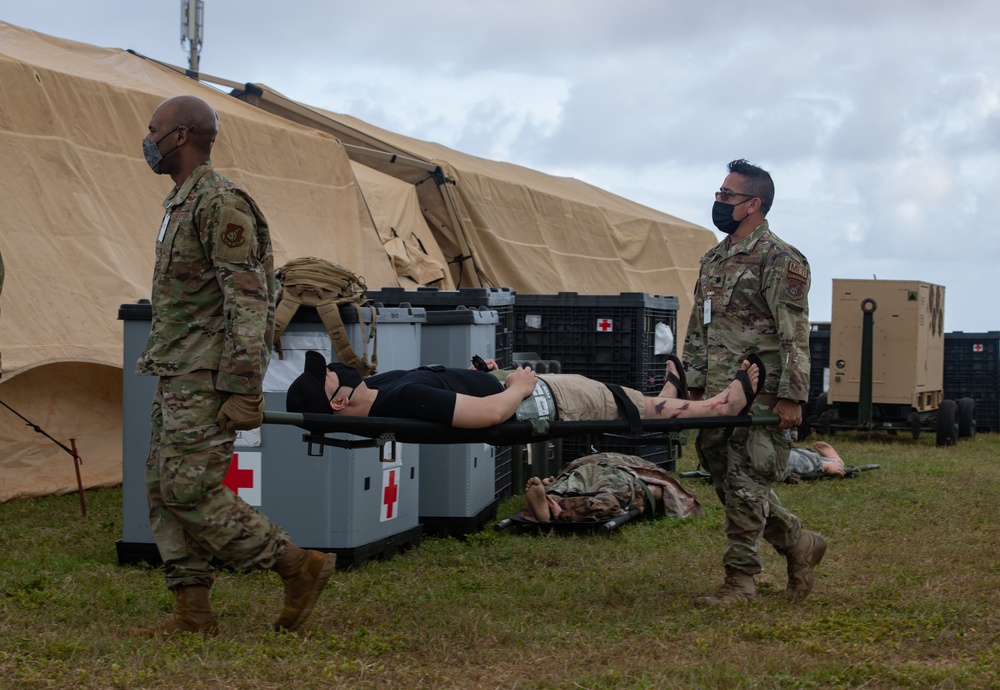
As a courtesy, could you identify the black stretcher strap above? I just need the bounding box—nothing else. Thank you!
[604,383,642,434]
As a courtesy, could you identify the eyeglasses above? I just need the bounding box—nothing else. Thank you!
[715,188,756,203]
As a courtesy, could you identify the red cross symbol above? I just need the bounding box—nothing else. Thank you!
[973,344,984,352]
[222,453,255,495]
[383,469,399,519]
[597,318,613,332]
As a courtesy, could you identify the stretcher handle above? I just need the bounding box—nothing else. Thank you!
[261,411,783,444]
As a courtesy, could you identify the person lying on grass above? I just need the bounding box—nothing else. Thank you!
[521,452,703,523]
[785,441,857,483]
[686,441,860,484]
[286,351,764,429]
[787,441,847,478]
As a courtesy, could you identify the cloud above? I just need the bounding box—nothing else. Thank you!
[4,0,1000,330]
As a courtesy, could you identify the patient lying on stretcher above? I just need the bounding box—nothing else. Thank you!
[521,452,703,523]
[286,351,764,429]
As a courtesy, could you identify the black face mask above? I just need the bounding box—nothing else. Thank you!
[711,198,753,235]
[327,363,363,402]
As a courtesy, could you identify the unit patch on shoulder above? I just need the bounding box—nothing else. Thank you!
[222,223,246,248]
[213,202,256,264]
[786,279,805,301]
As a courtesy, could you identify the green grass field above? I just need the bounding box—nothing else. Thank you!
[1,433,998,689]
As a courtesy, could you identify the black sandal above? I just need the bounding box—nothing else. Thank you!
[734,353,766,415]
[664,354,688,400]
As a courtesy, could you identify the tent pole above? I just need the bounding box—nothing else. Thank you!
[70,439,87,517]
[0,398,87,517]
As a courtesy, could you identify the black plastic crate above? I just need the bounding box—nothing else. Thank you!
[493,451,513,500]
[944,372,999,397]
[513,293,680,470]
[560,436,678,474]
[944,331,1000,358]
[808,323,831,407]
[975,398,999,433]
[513,292,679,395]
[943,332,1000,379]
[943,331,1000,432]
[969,397,1000,433]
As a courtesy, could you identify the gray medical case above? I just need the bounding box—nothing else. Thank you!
[417,308,501,537]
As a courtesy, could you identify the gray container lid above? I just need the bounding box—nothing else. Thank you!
[118,301,152,320]
[424,307,499,326]
[513,291,679,310]
[367,286,515,308]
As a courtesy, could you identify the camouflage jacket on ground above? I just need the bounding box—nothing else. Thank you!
[543,453,702,521]
[682,220,811,403]
[136,163,276,395]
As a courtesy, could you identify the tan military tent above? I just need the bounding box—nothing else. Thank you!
[0,21,716,502]
[232,85,712,311]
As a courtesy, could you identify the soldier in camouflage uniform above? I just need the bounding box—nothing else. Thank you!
[787,442,846,479]
[521,452,703,523]
[130,95,335,637]
[683,159,827,607]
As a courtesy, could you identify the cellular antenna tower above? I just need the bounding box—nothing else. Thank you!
[181,0,204,73]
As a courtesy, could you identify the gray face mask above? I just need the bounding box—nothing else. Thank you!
[142,127,180,174]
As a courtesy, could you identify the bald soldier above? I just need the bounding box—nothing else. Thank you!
[130,95,335,637]
[683,159,827,607]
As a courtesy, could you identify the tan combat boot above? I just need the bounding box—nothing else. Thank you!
[272,544,337,632]
[694,568,757,607]
[127,584,218,637]
[780,530,828,600]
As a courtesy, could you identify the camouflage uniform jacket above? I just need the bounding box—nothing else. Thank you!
[136,163,276,395]
[542,453,702,521]
[683,220,810,403]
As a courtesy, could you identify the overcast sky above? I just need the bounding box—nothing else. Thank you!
[6,1,999,332]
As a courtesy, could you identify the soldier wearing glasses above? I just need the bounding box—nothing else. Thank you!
[682,159,826,607]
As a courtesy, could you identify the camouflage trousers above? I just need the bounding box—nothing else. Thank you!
[145,370,289,589]
[695,424,802,575]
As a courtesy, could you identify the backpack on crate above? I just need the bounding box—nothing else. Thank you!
[273,257,378,376]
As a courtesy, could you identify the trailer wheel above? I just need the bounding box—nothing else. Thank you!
[958,398,976,439]
[811,393,830,435]
[936,399,959,446]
